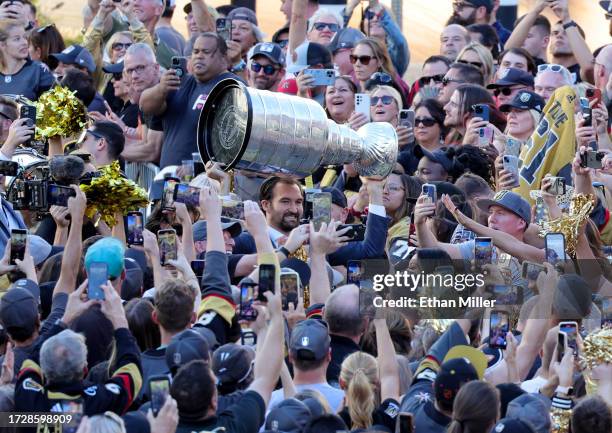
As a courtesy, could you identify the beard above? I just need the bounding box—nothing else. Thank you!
[446,10,476,26]
[278,211,300,232]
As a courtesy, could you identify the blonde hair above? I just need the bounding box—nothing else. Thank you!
[104,31,133,61]
[88,412,126,433]
[0,20,24,69]
[340,351,379,430]
[369,85,403,110]
[457,42,494,85]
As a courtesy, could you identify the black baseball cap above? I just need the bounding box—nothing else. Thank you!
[103,59,124,75]
[250,42,285,66]
[265,398,312,433]
[193,217,242,241]
[272,26,290,43]
[464,0,493,13]
[289,319,330,361]
[487,68,534,88]
[414,145,453,172]
[434,357,479,408]
[212,343,255,385]
[477,190,531,225]
[165,329,210,375]
[490,418,537,433]
[0,287,39,335]
[321,186,347,208]
[499,90,545,114]
[287,42,333,74]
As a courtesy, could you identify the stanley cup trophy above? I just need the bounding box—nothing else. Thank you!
[197,78,398,178]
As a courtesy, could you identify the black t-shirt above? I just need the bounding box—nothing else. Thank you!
[0,59,55,100]
[138,108,163,132]
[175,390,266,433]
[327,334,361,386]
[119,102,139,129]
[339,398,400,433]
[567,63,582,83]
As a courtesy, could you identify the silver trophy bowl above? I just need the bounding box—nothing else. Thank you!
[197,78,398,178]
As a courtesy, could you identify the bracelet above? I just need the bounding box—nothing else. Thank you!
[562,20,577,30]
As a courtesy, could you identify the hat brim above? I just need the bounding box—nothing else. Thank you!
[221,220,242,238]
[443,345,488,380]
[103,63,124,74]
[49,53,72,64]
[486,80,518,88]
[249,52,282,66]
[476,198,525,222]
[499,102,527,113]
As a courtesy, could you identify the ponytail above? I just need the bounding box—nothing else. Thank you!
[347,368,375,429]
[447,419,464,433]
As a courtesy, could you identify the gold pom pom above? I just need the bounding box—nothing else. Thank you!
[580,325,612,370]
[35,86,88,140]
[80,161,150,227]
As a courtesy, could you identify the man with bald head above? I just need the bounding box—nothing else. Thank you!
[323,284,368,386]
[594,45,612,105]
[440,24,470,61]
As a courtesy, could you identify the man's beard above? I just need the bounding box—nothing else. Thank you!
[446,10,476,27]
[278,211,300,232]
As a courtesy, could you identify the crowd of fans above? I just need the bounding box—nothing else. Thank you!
[0,0,610,432]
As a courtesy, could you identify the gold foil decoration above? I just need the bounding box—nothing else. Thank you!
[580,325,612,370]
[551,407,571,433]
[80,161,150,227]
[34,86,87,140]
[538,194,595,256]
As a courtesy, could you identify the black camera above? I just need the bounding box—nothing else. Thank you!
[580,150,605,169]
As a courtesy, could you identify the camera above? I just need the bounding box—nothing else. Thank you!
[548,177,566,196]
[580,150,605,169]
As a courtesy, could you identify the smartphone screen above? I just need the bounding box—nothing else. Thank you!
[88,261,107,300]
[10,229,26,265]
[397,413,414,433]
[162,177,180,210]
[216,18,232,41]
[557,331,567,362]
[190,260,205,278]
[239,283,257,321]
[47,184,76,207]
[126,211,144,246]
[158,229,177,266]
[522,261,546,281]
[489,310,509,349]
[280,272,300,311]
[312,192,332,231]
[422,183,436,204]
[174,183,200,208]
[258,264,276,302]
[474,237,493,269]
[347,260,362,287]
[149,376,170,416]
[545,233,566,265]
[559,321,578,357]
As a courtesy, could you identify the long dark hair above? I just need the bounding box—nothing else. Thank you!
[29,24,65,70]
[414,98,448,139]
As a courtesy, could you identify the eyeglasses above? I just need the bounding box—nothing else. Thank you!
[537,63,573,84]
[112,73,123,81]
[350,54,374,65]
[370,95,394,106]
[457,59,483,68]
[313,22,339,32]
[112,42,132,51]
[493,86,528,97]
[415,117,437,127]
[277,39,289,49]
[250,61,279,76]
[418,74,445,87]
[125,64,148,75]
[442,77,465,87]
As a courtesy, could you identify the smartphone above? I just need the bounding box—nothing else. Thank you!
[338,224,366,242]
[559,321,578,358]
[149,375,170,416]
[162,177,180,210]
[158,229,177,266]
[302,187,321,222]
[347,260,362,287]
[579,97,593,128]
[398,109,415,129]
[477,126,493,146]
[171,56,187,81]
[534,196,549,225]
[241,330,257,346]
[239,283,257,320]
[602,297,611,327]
[354,93,371,122]
[505,138,521,158]
[126,211,144,246]
[19,105,35,146]
[474,237,493,269]
[422,183,437,204]
[9,228,26,265]
[303,68,336,86]
[593,182,606,204]
[258,264,276,302]
[47,184,76,207]
[502,155,519,187]
[586,88,602,106]
[489,310,509,349]
[548,177,566,196]
[557,331,567,362]
[312,192,332,231]
[190,260,205,278]
[522,261,546,280]
[408,212,416,247]
[280,270,301,311]
[174,183,200,208]
[545,232,566,265]
[216,18,232,41]
[88,261,107,300]
[471,103,490,121]
[580,150,604,169]
[397,412,414,433]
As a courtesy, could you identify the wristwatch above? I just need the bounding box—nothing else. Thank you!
[277,246,291,258]
[555,385,574,396]
[231,60,247,73]
[562,20,577,30]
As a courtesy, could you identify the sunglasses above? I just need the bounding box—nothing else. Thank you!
[442,77,465,87]
[415,117,437,127]
[493,86,527,97]
[313,22,339,32]
[418,74,445,87]
[350,54,374,65]
[112,73,123,81]
[457,59,483,68]
[537,63,564,73]
[250,61,279,76]
[364,10,376,20]
[112,42,132,51]
[370,95,394,106]
[370,71,393,83]
[277,39,289,48]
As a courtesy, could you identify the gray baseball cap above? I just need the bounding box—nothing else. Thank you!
[477,190,531,224]
[328,27,365,54]
[193,217,242,241]
[506,394,551,433]
[289,319,330,361]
